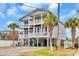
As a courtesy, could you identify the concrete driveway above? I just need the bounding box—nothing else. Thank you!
[0,47,46,56]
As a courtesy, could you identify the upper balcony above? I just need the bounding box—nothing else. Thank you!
[20,21,29,28]
[29,19,44,25]
[20,24,28,28]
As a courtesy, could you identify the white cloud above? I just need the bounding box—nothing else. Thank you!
[7,21,15,25]
[7,7,17,16]
[60,9,77,23]
[48,3,58,11]
[0,12,4,18]
[48,3,59,13]
[66,28,71,38]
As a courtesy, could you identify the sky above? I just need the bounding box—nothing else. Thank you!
[0,3,79,38]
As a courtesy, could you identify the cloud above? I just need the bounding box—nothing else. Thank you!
[66,28,71,38]
[7,21,15,25]
[0,12,5,18]
[48,3,58,11]
[7,7,17,16]
[60,9,77,23]
[66,27,79,38]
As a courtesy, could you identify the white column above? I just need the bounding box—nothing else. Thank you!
[32,39,34,47]
[78,28,79,49]
[33,15,35,36]
[37,38,38,47]
[28,17,30,36]
[41,39,43,47]
[47,38,49,47]
[28,38,30,47]
[41,13,43,36]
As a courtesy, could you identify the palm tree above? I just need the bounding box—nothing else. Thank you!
[44,12,58,51]
[75,19,79,49]
[64,18,77,48]
[76,10,79,49]
[8,23,19,46]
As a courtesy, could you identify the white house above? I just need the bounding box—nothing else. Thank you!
[19,9,66,47]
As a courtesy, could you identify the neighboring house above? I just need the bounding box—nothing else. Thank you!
[0,30,19,46]
[19,9,66,47]
[0,30,19,40]
[7,31,19,41]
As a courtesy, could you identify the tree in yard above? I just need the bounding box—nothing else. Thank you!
[64,18,78,48]
[75,19,79,49]
[43,12,58,51]
[8,23,19,46]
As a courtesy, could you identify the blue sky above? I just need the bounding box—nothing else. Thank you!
[0,3,79,38]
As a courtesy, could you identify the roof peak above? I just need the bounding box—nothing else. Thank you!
[19,9,50,21]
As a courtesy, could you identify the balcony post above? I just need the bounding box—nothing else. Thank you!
[41,39,43,47]
[32,39,35,47]
[41,13,43,36]
[33,15,35,35]
[28,38,30,47]
[37,38,39,47]
[28,17,30,36]
[47,38,49,47]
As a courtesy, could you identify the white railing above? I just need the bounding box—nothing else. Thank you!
[20,24,28,28]
[35,19,41,24]
[29,20,34,25]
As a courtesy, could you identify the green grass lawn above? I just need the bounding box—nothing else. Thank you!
[19,48,77,56]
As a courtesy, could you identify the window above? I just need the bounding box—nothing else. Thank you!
[42,27,47,32]
[24,30,27,34]
[20,31,23,35]
[45,27,47,32]
[24,21,28,24]
[37,28,39,32]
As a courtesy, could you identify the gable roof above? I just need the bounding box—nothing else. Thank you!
[19,9,50,21]
[19,9,64,25]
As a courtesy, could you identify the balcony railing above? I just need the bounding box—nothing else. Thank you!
[23,34,28,37]
[29,20,34,25]
[20,24,28,28]
[35,19,41,24]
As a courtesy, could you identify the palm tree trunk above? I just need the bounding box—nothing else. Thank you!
[78,28,79,49]
[49,27,53,51]
[13,29,15,47]
[71,27,76,48]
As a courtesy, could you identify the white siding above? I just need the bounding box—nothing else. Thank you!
[52,22,66,40]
